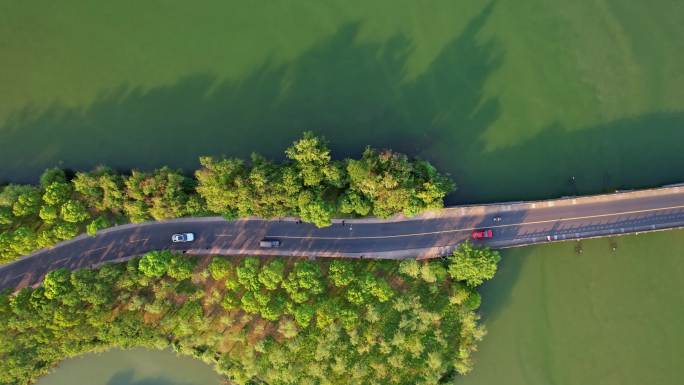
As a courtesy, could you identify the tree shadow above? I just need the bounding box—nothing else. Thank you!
[476,248,526,324]
[454,112,684,204]
[0,2,502,197]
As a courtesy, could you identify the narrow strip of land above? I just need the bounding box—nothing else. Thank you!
[3,184,684,291]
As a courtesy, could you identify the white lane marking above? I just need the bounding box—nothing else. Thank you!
[215,234,233,237]
[129,238,148,243]
[269,204,684,241]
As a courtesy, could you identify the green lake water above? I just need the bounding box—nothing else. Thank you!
[2,1,684,384]
[34,348,222,385]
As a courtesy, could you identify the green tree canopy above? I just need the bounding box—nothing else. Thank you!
[12,189,41,217]
[60,200,89,223]
[138,251,173,278]
[258,260,285,290]
[208,257,232,280]
[39,168,67,187]
[43,268,73,300]
[42,182,72,206]
[86,216,110,236]
[448,241,501,287]
[328,260,355,287]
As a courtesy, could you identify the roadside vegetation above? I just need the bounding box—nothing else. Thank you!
[0,132,453,263]
[0,243,500,385]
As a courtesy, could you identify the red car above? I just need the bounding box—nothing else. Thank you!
[472,229,493,240]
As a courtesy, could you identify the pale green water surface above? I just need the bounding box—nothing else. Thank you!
[34,348,222,385]
[3,1,684,384]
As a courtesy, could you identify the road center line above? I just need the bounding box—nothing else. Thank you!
[269,203,684,240]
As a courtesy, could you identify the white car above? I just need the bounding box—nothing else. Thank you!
[172,233,195,243]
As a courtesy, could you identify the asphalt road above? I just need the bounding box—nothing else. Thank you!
[3,185,684,291]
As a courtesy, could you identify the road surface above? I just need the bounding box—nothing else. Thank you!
[3,184,684,291]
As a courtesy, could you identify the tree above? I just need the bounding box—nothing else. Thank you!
[72,167,125,211]
[195,156,247,216]
[221,292,239,310]
[138,251,173,278]
[86,216,110,236]
[285,132,333,187]
[36,229,58,248]
[7,227,37,256]
[167,255,196,281]
[43,268,73,300]
[123,201,149,223]
[292,303,315,328]
[369,278,394,302]
[42,182,72,206]
[52,221,79,240]
[346,148,453,218]
[0,207,13,226]
[338,190,372,216]
[240,291,261,314]
[420,262,447,283]
[297,190,334,228]
[38,205,59,224]
[60,200,89,223]
[124,167,191,221]
[12,189,41,217]
[398,259,420,278]
[258,260,285,290]
[277,318,299,339]
[260,294,286,321]
[448,241,501,287]
[328,260,355,287]
[39,168,67,187]
[208,257,232,280]
[236,257,261,291]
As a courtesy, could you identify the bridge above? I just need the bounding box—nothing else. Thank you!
[2,184,684,291]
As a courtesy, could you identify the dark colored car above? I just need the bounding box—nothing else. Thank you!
[471,229,493,240]
[259,239,281,248]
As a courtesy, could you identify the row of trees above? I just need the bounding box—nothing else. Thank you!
[0,243,499,385]
[0,132,454,263]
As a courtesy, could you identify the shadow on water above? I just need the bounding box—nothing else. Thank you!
[106,370,198,385]
[460,112,684,204]
[0,2,502,201]
[477,249,526,324]
[1,1,683,205]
